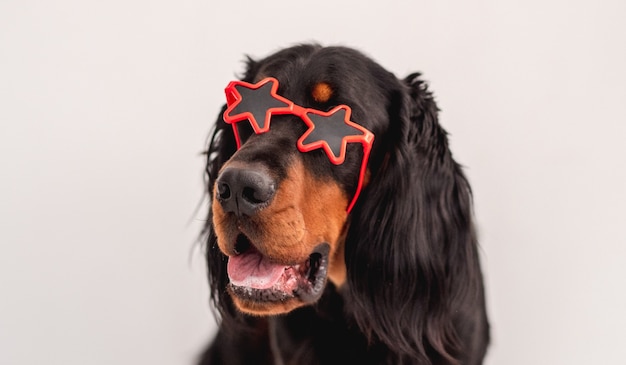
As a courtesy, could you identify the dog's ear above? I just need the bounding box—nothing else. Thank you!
[202,103,241,328]
[203,56,263,328]
[344,73,481,363]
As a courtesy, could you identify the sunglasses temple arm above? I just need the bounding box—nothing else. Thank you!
[346,136,373,213]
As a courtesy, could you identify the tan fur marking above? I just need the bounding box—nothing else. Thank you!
[230,294,303,315]
[327,227,348,287]
[311,82,333,103]
[213,157,350,314]
[252,159,348,264]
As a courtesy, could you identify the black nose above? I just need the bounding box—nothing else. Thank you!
[215,166,276,216]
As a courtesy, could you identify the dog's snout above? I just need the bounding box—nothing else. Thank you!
[216,166,276,216]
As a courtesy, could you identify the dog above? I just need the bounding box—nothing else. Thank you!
[198,43,490,365]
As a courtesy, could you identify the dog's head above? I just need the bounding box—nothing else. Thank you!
[204,44,483,360]
[206,44,396,315]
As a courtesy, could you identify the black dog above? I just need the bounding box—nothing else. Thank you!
[199,44,489,365]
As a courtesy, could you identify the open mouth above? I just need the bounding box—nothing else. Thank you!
[226,235,329,303]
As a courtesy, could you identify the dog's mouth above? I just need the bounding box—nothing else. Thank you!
[226,235,329,304]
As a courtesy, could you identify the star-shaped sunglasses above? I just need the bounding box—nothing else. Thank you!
[223,77,374,213]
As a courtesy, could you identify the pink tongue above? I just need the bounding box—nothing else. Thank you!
[227,249,289,289]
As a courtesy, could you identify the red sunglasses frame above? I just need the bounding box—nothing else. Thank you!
[222,77,374,213]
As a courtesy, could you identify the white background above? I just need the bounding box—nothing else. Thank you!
[1,1,625,364]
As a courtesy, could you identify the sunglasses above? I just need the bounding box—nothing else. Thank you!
[222,77,374,213]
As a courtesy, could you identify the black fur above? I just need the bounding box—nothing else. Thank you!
[199,44,489,365]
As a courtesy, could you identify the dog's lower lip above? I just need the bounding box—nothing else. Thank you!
[228,243,330,303]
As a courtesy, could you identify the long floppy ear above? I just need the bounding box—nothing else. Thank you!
[344,73,482,363]
[202,103,240,328]
[202,57,260,328]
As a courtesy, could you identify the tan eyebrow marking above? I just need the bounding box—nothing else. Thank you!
[311,82,333,103]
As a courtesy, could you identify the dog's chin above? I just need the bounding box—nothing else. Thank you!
[226,243,330,316]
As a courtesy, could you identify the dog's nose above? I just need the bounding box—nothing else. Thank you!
[215,166,276,216]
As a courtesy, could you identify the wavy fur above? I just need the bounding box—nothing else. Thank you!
[199,44,489,365]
